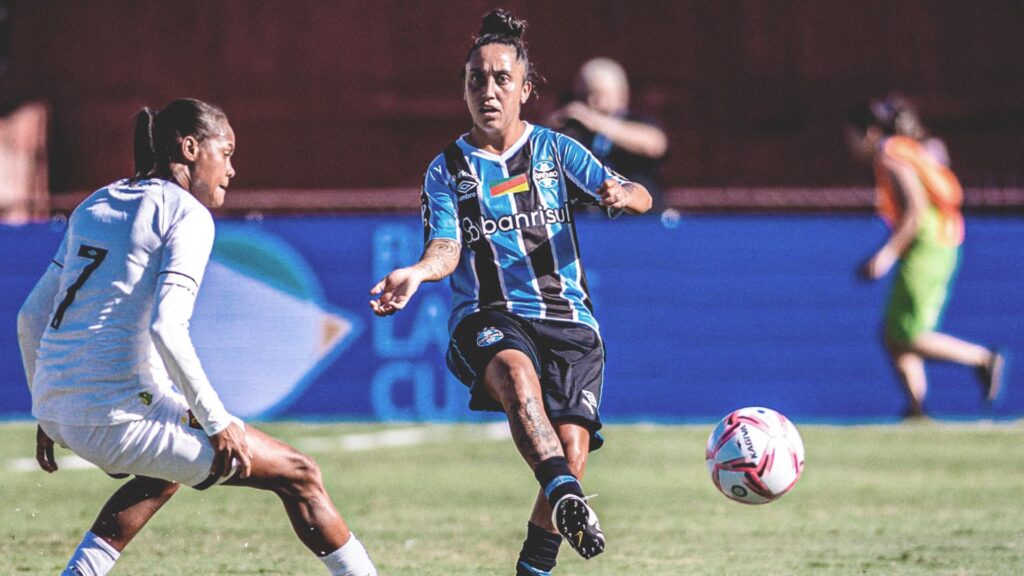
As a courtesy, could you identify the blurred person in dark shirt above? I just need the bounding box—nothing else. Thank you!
[549,58,668,211]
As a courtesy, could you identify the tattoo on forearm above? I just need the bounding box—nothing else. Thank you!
[416,239,460,281]
[507,396,562,465]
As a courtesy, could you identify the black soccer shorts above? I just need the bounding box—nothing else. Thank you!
[446,309,606,450]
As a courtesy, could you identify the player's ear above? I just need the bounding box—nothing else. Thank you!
[181,136,200,162]
[521,81,533,105]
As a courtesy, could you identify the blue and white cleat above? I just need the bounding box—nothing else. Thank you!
[552,494,604,559]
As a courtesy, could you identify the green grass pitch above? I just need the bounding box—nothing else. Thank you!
[2,421,1022,575]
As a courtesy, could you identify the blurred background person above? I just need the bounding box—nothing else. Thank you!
[548,57,668,212]
[882,93,951,167]
[846,99,1005,419]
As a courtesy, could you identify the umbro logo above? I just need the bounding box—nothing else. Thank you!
[453,170,480,201]
[581,390,598,415]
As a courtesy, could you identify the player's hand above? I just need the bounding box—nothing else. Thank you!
[370,267,425,316]
[209,421,252,480]
[598,179,632,210]
[860,247,897,281]
[36,424,58,473]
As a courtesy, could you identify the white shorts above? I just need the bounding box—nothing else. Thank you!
[38,392,241,489]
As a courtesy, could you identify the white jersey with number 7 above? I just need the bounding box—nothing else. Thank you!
[31,178,216,427]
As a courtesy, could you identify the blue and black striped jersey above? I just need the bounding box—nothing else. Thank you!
[421,123,626,334]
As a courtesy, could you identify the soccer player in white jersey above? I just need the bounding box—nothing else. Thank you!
[370,10,651,575]
[17,99,376,576]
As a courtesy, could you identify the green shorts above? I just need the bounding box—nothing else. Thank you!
[884,242,960,344]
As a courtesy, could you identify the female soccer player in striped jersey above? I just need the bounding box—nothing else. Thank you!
[17,99,376,576]
[370,9,651,575]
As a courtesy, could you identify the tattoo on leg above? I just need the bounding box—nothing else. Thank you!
[508,396,562,466]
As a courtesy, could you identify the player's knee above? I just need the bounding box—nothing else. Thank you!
[563,445,589,478]
[157,480,182,500]
[485,355,537,402]
[278,450,325,497]
[135,476,180,501]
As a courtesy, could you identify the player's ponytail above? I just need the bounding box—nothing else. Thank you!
[132,107,158,181]
[464,9,542,87]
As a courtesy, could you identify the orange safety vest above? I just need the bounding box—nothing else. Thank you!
[874,136,964,247]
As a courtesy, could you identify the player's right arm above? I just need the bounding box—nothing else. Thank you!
[149,207,251,478]
[370,159,461,317]
[370,238,460,316]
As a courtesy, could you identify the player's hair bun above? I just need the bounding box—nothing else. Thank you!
[479,9,526,39]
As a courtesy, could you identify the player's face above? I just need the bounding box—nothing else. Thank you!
[464,44,532,135]
[188,122,236,209]
[845,124,878,162]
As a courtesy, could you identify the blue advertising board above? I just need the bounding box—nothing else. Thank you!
[2,214,1021,423]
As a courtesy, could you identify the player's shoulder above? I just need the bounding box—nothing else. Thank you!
[157,179,208,213]
[426,150,449,174]
[423,150,453,189]
[537,124,589,155]
[529,123,561,145]
[68,178,145,220]
[879,135,923,163]
[144,179,214,239]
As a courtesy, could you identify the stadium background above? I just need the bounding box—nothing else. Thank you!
[1,0,1021,422]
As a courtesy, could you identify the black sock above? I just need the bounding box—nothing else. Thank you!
[517,522,562,575]
[534,456,584,506]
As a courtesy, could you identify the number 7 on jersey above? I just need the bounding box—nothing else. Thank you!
[50,244,109,329]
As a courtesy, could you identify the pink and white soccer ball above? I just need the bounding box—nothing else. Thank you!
[705,406,805,504]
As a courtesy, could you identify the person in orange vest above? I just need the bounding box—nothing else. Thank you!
[845,98,1005,419]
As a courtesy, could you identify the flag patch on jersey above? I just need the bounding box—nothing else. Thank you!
[489,173,530,197]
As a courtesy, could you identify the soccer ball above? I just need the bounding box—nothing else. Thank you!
[705,406,805,505]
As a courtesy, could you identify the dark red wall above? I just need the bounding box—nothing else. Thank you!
[3,0,1023,193]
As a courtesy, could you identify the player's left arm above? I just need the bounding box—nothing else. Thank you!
[862,157,926,279]
[17,263,63,474]
[558,132,653,215]
[16,263,62,393]
[598,179,652,215]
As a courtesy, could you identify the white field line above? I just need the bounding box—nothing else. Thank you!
[7,424,512,472]
[297,422,511,453]
[8,454,97,472]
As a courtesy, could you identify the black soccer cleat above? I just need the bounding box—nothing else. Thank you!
[552,494,604,559]
[979,349,1007,404]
